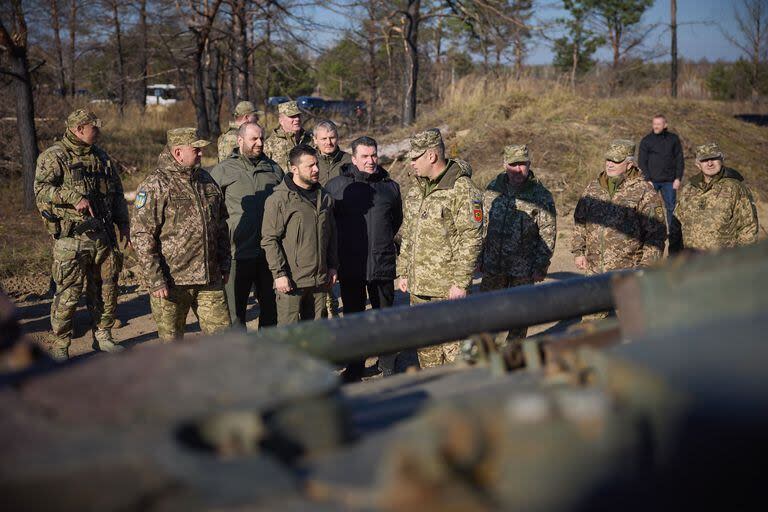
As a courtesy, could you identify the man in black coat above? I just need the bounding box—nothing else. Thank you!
[325,136,403,381]
[638,114,684,230]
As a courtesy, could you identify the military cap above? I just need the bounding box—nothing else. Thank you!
[66,109,102,129]
[605,139,635,162]
[233,101,263,118]
[278,101,301,117]
[504,144,530,164]
[695,142,723,161]
[167,127,210,148]
[406,128,443,160]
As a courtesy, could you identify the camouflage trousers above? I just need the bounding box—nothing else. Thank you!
[149,284,231,341]
[479,274,534,346]
[50,234,122,348]
[411,294,460,369]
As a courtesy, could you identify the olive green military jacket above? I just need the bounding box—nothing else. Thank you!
[482,171,557,278]
[34,131,129,238]
[397,159,484,297]
[676,168,758,251]
[131,148,231,291]
[261,175,339,289]
[572,167,666,274]
[210,150,284,260]
[317,148,352,186]
[263,127,313,172]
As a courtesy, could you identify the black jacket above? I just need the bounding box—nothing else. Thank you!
[638,129,684,183]
[325,164,403,282]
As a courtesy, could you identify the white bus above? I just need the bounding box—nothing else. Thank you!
[146,84,179,106]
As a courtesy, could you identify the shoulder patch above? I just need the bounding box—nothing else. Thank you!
[472,198,483,224]
[135,191,147,209]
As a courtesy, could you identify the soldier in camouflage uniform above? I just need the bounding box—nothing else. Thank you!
[263,101,313,172]
[481,144,557,345]
[572,140,666,274]
[675,142,758,251]
[131,128,232,341]
[217,101,263,162]
[34,109,130,360]
[397,129,484,368]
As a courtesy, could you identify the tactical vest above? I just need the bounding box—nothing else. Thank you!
[38,139,118,239]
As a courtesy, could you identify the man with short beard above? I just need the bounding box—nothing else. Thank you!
[211,122,283,328]
[261,145,338,325]
[572,140,666,275]
[264,101,313,172]
[217,101,263,162]
[675,142,758,251]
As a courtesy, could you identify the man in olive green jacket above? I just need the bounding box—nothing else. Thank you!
[211,122,283,328]
[314,119,352,186]
[261,145,339,325]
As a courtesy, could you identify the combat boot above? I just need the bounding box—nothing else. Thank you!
[49,344,69,362]
[93,329,125,353]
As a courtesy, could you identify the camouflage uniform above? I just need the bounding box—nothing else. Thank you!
[33,110,129,358]
[216,101,263,162]
[131,128,232,341]
[480,145,557,344]
[676,143,759,251]
[572,140,666,274]
[397,129,484,368]
[263,101,313,171]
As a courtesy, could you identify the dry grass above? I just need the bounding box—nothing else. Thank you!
[384,74,768,213]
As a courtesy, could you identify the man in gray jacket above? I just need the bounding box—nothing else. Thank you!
[261,145,338,325]
[210,122,283,328]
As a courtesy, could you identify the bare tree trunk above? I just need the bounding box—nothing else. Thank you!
[0,2,40,211]
[231,0,248,101]
[50,0,67,97]
[193,41,211,139]
[110,1,126,116]
[402,0,420,126]
[364,15,378,129]
[68,0,77,96]
[570,37,579,91]
[670,0,678,98]
[139,0,148,108]
[514,32,523,80]
[204,41,222,137]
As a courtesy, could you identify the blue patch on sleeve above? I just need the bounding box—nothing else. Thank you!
[135,191,147,209]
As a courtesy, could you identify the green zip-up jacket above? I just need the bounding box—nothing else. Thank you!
[317,147,352,186]
[210,149,284,260]
[397,159,484,297]
[131,147,230,291]
[261,174,338,289]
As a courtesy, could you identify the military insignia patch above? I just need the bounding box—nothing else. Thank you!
[472,200,483,223]
[135,191,147,209]
[655,206,664,218]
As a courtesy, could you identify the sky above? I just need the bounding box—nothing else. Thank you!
[311,0,745,65]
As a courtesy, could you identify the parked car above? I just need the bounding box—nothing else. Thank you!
[267,96,291,107]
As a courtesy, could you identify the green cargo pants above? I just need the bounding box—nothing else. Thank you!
[411,294,460,369]
[276,287,327,325]
[149,284,231,341]
[50,234,122,348]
